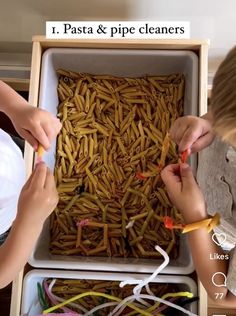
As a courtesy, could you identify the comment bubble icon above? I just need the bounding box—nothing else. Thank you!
[212,272,227,288]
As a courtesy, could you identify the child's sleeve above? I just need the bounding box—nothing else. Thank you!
[226,247,236,296]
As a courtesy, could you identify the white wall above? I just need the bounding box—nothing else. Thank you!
[0,0,235,71]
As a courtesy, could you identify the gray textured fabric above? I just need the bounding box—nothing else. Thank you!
[197,137,236,294]
[227,249,236,296]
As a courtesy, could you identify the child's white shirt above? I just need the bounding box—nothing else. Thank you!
[0,129,25,234]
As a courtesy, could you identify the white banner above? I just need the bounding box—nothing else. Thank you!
[46,21,190,39]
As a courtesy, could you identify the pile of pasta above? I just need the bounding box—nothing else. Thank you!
[50,70,185,259]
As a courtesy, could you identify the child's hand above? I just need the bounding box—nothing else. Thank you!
[170,115,215,153]
[16,162,58,227]
[161,163,207,224]
[9,104,61,150]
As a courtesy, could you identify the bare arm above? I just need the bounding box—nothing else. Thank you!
[0,216,43,288]
[0,80,28,114]
[0,163,58,289]
[161,163,236,307]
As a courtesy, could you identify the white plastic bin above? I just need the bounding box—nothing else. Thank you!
[21,269,198,315]
[29,48,198,274]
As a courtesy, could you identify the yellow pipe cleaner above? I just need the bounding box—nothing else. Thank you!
[182,213,220,234]
[43,291,152,316]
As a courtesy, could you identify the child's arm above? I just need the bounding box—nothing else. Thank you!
[170,111,215,153]
[0,162,58,289]
[161,163,236,307]
[0,80,61,150]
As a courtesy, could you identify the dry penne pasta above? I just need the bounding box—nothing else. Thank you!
[51,71,185,259]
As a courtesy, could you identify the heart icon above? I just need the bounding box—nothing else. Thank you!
[212,233,227,246]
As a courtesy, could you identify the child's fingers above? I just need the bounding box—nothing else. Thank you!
[180,163,197,189]
[162,163,181,175]
[19,128,37,149]
[174,126,189,146]
[44,168,59,207]
[191,132,215,153]
[53,117,62,132]
[179,127,202,153]
[22,167,37,190]
[51,119,62,140]
[41,122,55,145]
[30,162,48,189]
[44,167,56,189]
[41,118,61,148]
[170,120,185,143]
[23,161,46,190]
[161,164,182,189]
[30,124,50,151]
